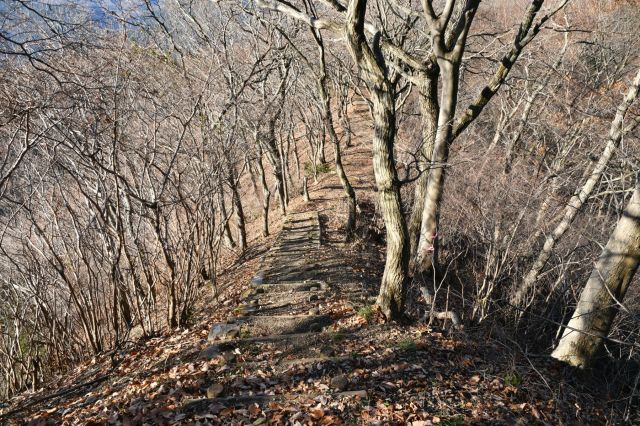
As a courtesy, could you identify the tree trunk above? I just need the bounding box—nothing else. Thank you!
[371,86,409,319]
[256,145,271,237]
[415,61,460,277]
[412,0,478,277]
[303,176,310,202]
[227,162,247,252]
[331,125,357,240]
[292,134,301,179]
[277,134,289,210]
[408,73,439,260]
[318,125,327,164]
[345,0,409,319]
[261,119,287,216]
[218,187,236,249]
[514,69,640,306]
[551,183,640,367]
[314,33,358,240]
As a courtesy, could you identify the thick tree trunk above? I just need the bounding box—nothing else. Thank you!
[409,73,439,260]
[551,183,640,367]
[412,0,478,277]
[370,87,410,319]
[514,69,640,306]
[345,0,408,319]
[415,61,460,277]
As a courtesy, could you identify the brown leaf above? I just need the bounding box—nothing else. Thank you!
[248,403,261,416]
[310,407,325,419]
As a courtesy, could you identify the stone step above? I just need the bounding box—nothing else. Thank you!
[233,314,332,336]
[221,355,355,378]
[199,330,352,359]
[247,288,328,304]
[251,280,329,293]
[181,390,368,413]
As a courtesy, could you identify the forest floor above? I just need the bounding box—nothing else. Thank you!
[1,104,624,425]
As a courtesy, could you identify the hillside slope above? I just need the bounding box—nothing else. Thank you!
[1,106,621,425]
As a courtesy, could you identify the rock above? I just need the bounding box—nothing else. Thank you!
[221,351,236,363]
[198,345,220,359]
[338,390,367,398]
[208,323,241,342]
[308,307,320,315]
[236,304,256,315]
[309,286,320,292]
[320,346,336,356]
[206,383,224,398]
[308,322,323,332]
[308,294,319,302]
[331,374,349,391]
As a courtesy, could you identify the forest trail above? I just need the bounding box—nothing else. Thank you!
[184,210,374,414]
[1,107,607,425]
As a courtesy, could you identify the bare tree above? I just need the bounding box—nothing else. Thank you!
[514,68,640,306]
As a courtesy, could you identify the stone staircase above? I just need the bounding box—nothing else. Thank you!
[185,211,370,411]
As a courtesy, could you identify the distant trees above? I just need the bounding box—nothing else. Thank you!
[0,1,305,398]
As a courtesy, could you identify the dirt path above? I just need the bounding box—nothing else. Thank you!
[189,210,374,411]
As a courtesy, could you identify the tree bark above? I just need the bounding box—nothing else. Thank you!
[551,183,640,367]
[256,144,271,237]
[227,161,247,252]
[218,185,236,249]
[303,176,311,202]
[414,61,458,277]
[262,130,287,216]
[413,0,478,278]
[408,72,439,261]
[313,30,358,240]
[345,0,408,319]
